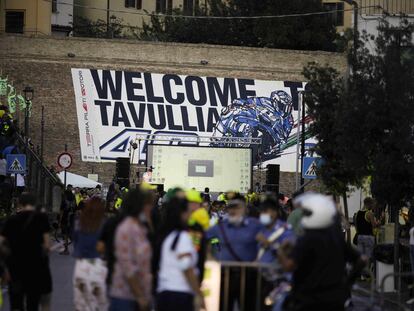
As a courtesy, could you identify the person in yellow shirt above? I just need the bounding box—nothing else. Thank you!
[114,187,128,210]
[74,187,82,206]
[186,189,209,283]
[187,189,210,231]
[245,189,258,205]
[217,192,227,203]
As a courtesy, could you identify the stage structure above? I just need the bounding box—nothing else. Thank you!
[130,134,260,193]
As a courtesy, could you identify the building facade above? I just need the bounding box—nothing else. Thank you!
[0,0,74,36]
[73,0,191,34]
[357,0,414,41]
[322,0,353,33]
[74,0,355,35]
[51,0,74,36]
[0,0,52,35]
[0,35,346,194]
[2,1,412,38]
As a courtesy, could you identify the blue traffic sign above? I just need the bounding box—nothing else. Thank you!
[302,157,321,179]
[6,154,26,175]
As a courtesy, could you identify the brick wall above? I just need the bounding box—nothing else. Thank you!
[0,35,347,193]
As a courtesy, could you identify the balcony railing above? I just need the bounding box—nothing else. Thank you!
[15,132,63,213]
[358,0,414,15]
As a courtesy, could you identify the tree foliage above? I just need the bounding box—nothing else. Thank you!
[140,0,338,51]
[303,64,356,196]
[357,19,414,206]
[304,18,414,207]
[73,16,139,39]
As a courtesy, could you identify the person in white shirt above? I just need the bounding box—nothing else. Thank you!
[0,155,6,176]
[156,197,205,311]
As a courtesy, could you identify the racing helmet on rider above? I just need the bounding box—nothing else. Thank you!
[294,192,337,229]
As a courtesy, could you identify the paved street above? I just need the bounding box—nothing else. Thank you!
[0,244,405,311]
[3,243,75,311]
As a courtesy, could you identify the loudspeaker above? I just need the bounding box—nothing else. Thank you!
[116,158,130,187]
[156,184,164,193]
[265,184,279,194]
[266,164,280,193]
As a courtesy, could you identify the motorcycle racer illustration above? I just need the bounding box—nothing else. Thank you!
[212,90,294,158]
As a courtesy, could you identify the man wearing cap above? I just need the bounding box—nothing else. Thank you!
[206,192,262,311]
[256,196,295,311]
[278,193,364,311]
[256,195,295,264]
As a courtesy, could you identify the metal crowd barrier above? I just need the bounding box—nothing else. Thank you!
[217,265,414,311]
[352,270,414,310]
[219,261,275,311]
[379,272,414,310]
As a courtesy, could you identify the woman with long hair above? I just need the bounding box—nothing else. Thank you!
[156,197,205,311]
[109,188,153,311]
[73,197,108,311]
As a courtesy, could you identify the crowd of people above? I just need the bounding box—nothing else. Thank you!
[0,104,20,216]
[0,179,371,311]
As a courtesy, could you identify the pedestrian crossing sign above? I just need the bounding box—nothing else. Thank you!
[6,154,26,175]
[302,157,321,179]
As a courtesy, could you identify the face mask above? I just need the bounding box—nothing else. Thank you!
[228,215,243,225]
[260,213,273,226]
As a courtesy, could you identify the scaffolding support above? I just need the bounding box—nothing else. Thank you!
[131,134,262,145]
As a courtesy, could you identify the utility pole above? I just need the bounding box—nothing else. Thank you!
[342,0,359,54]
[392,28,403,293]
[300,93,306,191]
[64,144,68,188]
[40,105,44,163]
[107,0,110,38]
[295,94,302,191]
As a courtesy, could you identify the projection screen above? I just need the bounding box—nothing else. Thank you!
[147,145,252,193]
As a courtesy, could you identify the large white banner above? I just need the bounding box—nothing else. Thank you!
[71,68,309,171]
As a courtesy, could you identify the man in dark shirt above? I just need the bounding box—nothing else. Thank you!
[2,192,51,311]
[60,186,76,255]
[0,175,13,214]
[279,193,363,311]
[355,197,380,263]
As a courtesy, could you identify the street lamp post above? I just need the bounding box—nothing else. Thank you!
[23,86,34,141]
[40,105,45,163]
[342,0,359,54]
[106,0,110,38]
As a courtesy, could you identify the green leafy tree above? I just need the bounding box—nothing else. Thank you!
[358,20,414,207]
[304,18,414,277]
[73,16,136,39]
[353,19,414,281]
[140,0,338,51]
[303,64,362,242]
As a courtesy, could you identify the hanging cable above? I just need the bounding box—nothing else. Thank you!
[46,1,380,20]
